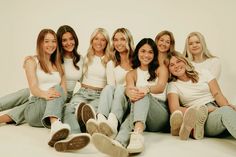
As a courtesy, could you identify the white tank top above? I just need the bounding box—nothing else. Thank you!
[64,57,83,91]
[136,67,166,101]
[82,56,107,88]
[35,58,61,91]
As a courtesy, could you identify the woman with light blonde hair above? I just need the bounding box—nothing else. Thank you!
[183,32,221,80]
[65,28,113,133]
[86,28,134,137]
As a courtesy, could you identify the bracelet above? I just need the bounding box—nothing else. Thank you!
[146,86,151,94]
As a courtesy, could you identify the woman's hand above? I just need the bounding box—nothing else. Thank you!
[43,87,61,100]
[126,87,145,102]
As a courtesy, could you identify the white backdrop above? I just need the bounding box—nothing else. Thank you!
[0,0,235,104]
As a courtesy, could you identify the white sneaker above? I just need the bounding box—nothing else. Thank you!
[99,113,118,138]
[170,110,183,136]
[82,104,96,124]
[75,102,86,132]
[127,132,144,154]
[92,133,128,157]
[54,133,90,152]
[48,120,71,147]
[193,105,208,140]
[179,107,197,140]
[86,113,106,135]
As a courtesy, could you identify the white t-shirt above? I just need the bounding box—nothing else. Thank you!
[136,68,167,101]
[191,57,221,80]
[167,69,215,107]
[82,56,107,88]
[106,60,130,86]
[64,57,83,92]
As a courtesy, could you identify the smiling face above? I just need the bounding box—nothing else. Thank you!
[92,33,107,54]
[113,32,128,53]
[188,35,203,57]
[43,33,57,56]
[61,32,75,53]
[157,34,171,53]
[168,56,186,78]
[138,43,154,67]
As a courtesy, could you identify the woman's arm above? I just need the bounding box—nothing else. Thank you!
[24,57,60,100]
[209,79,229,106]
[148,65,168,94]
[167,93,187,114]
[125,70,145,102]
[106,61,116,86]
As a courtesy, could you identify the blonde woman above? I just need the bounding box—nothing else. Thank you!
[87,28,134,137]
[64,28,112,133]
[167,51,235,141]
[183,32,221,80]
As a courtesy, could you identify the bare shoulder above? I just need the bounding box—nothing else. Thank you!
[127,69,136,78]
[24,55,37,69]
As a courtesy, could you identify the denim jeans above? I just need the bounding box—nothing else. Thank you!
[26,85,66,128]
[0,88,30,111]
[131,94,169,131]
[62,87,101,133]
[205,105,236,138]
[97,85,129,123]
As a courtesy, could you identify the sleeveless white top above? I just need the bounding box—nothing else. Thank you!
[35,58,61,92]
[136,68,166,101]
[82,56,107,88]
[64,57,83,92]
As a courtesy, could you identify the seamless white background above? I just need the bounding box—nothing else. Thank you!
[0,0,235,104]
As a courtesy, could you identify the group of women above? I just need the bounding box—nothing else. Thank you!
[0,25,235,157]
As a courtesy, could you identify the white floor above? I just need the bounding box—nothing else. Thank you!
[1,123,235,157]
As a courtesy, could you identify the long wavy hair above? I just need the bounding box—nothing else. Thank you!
[83,28,112,75]
[36,29,64,76]
[183,32,215,61]
[57,25,81,70]
[111,28,135,66]
[166,51,199,83]
[155,30,176,55]
[132,38,159,81]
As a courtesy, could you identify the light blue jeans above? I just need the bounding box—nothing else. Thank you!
[116,94,169,147]
[63,87,101,133]
[0,88,30,112]
[115,114,132,147]
[205,105,236,139]
[8,85,66,128]
[97,85,129,123]
[131,94,169,131]
[26,85,66,128]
